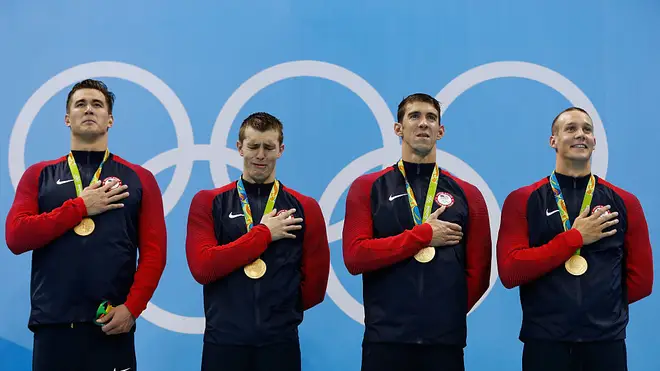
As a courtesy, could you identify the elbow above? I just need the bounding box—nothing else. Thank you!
[639,283,653,302]
[344,259,364,276]
[5,233,26,255]
[497,266,518,289]
[187,259,212,285]
[342,245,364,276]
[496,256,518,289]
[305,294,325,311]
[500,277,517,290]
[190,269,211,285]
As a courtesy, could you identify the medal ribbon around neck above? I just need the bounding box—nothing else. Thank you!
[236,178,280,232]
[549,171,595,257]
[397,159,439,225]
[67,149,110,196]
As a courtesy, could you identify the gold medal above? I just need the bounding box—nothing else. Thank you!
[74,217,95,236]
[244,258,267,279]
[414,247,436,263]
[565,255,588,276]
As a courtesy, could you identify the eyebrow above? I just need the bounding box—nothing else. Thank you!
[563,122,593,131]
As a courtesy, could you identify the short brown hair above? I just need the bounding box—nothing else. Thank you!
[551,107,591,134]
[238,112,284,145]
[397,93,442,123]
[66,79,115,114]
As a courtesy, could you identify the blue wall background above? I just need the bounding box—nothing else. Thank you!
[1,1,658,370]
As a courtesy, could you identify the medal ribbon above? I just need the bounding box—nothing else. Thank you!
[397,159,439,225]
[237,178,280,232]
[549,171,595,256]
[67,149,110,196]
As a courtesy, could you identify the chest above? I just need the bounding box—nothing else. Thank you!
[527,186,627,255]
[213,190,306,254]
[370,174,469,238]
[38,162,142,218]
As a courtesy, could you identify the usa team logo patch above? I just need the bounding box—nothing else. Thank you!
[435,192,454,207]
[102,176,122,190]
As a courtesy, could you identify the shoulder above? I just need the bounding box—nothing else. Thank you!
[19,156,67,184]
[349,166,396,193]
[597,177,641,209]
[281,185,322,213]
[192,182,236,204]
[503,177,549,207]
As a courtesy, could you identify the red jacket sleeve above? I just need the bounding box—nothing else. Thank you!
[298,195,330,310]
[342,172,433,275]
[454,177,492,311]
[5,160,87,255]
[123,166,168,318]
[496,184,584,289]
[186,189,272,285]
[611,187,654,304]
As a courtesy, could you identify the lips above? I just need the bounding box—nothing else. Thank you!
[571,144,588,149]
[416,133,431,138]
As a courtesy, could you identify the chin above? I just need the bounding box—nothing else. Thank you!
[412,145,434,157]
[565,154,592,162]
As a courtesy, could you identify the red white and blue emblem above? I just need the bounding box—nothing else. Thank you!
[102,176,122,190]
[435,192,455,207]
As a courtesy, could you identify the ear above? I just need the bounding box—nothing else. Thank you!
[107,115,114,130]
[593,137,596,151]
[393,122,403,137]
[65,114,71,128]
[236,140,244,156]
[436,124,445,140]
[277,143,284,159]
[549,135,557,149]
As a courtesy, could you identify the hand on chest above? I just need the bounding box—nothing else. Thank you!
[375,184,468,235]
[39,163,141,214]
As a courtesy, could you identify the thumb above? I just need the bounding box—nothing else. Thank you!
[578,205,590,219]
[85,180,102,190]
[96,308,115,324]
[261,209,276,221]
[429,206,446,220]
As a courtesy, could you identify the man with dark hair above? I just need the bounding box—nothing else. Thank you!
[186,112,331,371]
[5,79,167,371]
[342,93,492,371]
[497,107,654,371]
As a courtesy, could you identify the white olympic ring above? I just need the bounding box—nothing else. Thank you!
[8,60,608,334]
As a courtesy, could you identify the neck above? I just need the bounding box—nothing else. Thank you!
[401,146,436,164]
[555,157,591,177]
[242,171,276,184]
[71,134,108,151]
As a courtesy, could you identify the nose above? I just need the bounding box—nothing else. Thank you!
[255,147,266,159]
[84,104,93,113]
[419,119,429,128]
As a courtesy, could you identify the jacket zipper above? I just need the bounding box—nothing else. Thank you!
[254,186,262,328]
[572,178,582,310]
[417,163,424,298]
